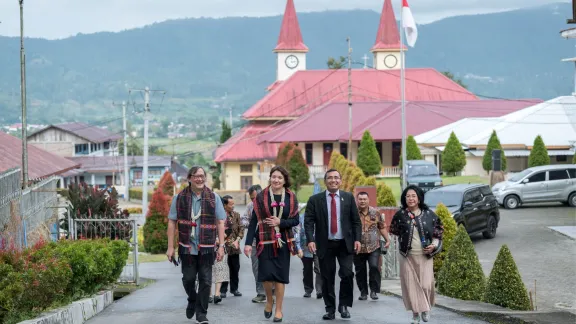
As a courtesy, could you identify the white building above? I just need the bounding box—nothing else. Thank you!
[415,96,576,176]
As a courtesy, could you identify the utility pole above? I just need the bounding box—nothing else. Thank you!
[113,101,130,201]
[224,92,232,128]
[347,37,353,161]
[129,87,166,216]
[19,0,28,188]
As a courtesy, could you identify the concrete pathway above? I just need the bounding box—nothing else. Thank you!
[87,254,489,324]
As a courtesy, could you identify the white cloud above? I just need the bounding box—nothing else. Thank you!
[0,0,569,39]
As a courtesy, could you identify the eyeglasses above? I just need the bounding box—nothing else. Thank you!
[191,175,205,180]
[326,176,341,181]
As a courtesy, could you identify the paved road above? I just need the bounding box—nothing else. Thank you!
[88,255,488,324]
[472,203,576,312]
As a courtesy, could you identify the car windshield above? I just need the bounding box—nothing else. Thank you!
[425,191,462,208]
[407,164,438,177]
[508,169,532,182]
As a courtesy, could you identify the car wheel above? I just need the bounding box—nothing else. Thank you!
[504,195,519,209]
[482,216,497,239]
[569,192,576,207]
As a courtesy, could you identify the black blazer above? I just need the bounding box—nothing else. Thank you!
[304,190,361,259]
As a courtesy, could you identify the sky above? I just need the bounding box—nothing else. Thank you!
[0,0,569,39]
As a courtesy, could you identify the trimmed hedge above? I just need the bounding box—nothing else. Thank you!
[0,239,129,324]
[433,202,458,274]
[376,183,397,207]
[484,245,531,311]
[437,225,486,301]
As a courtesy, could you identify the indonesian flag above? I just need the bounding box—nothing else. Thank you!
[402,0,418,47]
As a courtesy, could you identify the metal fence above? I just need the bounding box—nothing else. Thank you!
[72,218,140,285]
[0,167,59,250]
[378,206,400,279]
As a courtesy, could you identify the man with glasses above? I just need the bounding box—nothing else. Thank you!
[166,166,226,324]
[304,169,362,320]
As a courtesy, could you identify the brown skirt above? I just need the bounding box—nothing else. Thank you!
[399,253,435,313]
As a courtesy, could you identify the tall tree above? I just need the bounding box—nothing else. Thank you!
[327,56,346,69]
[357,130,382,176]
[213,120,233,189]
[399,135,422,168]
[442,71,468,89]
[528,135,549,167]
[275,142,297,167]
[482,130,507,172]
[442,131,467,176]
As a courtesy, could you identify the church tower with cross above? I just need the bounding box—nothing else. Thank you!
[370,0,405,70]
[274,0,308,81]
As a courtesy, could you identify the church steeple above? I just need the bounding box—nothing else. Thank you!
[274,0,308,81]
[371,0,406,70]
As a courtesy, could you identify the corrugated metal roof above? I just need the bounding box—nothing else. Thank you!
[243,68,478,120]
[0,132,80,180]
[257,99,535,143]
[30,122,122,143]
[468,149,575,157]
[214,123,280,163]
[67,156,175,173]
[415,96,576,148]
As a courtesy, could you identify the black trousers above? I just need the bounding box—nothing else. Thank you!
[302,255,322,294]
[353,250,381,295]
[319,240,354,313]
[221,254,241,293]
[181,254,213,318]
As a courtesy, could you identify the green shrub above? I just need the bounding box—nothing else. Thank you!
[362,176,377,186]
[399,135,422,168]
[287,146,310,192]
[357,130,382,176]
[437,225,486,301]
[143,212,168,254]
[528,135,549,167]
[482,130,507,172]
[433,203,458,274]
[442,131,467,175]
[377,183,397,207]
[484,245,531,310]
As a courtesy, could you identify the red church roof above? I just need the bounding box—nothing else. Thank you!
[257,100,540,144]
[0,131,80,180]
[372,0,406,51]
[214,123,281,163]
[274,0,308,52]
[242,68,477,120]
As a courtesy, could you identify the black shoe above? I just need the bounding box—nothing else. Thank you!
[264,309,273,319]
[273,316,283,322]
[316,293,323,299]
[303,292,312,298]
[338,305,350,319]
[220,293,226,298]
[231,290,242,297]
[252,294,266,303]
[370,291,379,300]
[213,295,222,304]
[196,314,209,324]
[322,312,335,320]
[208,296,213,303]
[359,294,368,301]
[186,302,195,319]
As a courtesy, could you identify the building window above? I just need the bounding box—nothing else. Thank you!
[376,142,383,162]
[340,143,348,159]
[134,171,142,180]
[75,144,88,155]
[104,141,110,150]
[305,143,313,165]
[556,155,567,162]
[240,164,252,173]
[241,176,252,190]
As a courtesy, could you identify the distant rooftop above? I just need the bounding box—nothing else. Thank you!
[29,122,122,143]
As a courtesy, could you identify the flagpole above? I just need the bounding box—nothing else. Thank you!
[400,1,407,191]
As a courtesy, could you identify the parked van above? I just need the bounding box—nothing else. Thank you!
[400,160,443,192]
[492,164,576,208]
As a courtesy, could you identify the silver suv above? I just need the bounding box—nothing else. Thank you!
[492,164,576,209]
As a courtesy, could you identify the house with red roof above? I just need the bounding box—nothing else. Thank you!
[214,0,531,191]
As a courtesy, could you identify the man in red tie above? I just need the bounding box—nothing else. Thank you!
[304,169,362,320]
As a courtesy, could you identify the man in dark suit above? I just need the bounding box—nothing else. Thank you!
[304,168,362,320]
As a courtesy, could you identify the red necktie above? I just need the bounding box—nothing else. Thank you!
[330,193,337,234]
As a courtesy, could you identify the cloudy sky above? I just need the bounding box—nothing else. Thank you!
[0,0,568,39]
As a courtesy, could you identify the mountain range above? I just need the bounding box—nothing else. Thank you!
[0,2,573,125]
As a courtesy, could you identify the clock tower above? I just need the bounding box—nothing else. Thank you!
[370,0,406,70]
[274,0,308,81]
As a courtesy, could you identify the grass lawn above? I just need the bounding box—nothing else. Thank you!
[296,175,489,204]
[126,252,167,265]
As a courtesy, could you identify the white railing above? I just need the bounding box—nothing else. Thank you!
[379,166,401,178]
[308,165,327,182]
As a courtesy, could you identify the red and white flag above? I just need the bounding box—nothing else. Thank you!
[402,0,418,47]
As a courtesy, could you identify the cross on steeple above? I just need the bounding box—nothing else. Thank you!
[362,54,369,69]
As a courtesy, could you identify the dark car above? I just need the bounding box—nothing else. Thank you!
[424,184,499,239]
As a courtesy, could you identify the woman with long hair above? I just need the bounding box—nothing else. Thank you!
[244,166,300,323]
[389,185,444,324]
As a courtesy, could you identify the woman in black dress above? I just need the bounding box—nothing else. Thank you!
[244,166,300,323]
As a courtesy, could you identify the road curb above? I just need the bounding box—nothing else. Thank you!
[381,280,576,324]
[17,290,114,324]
